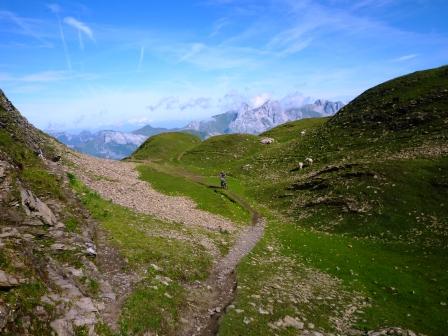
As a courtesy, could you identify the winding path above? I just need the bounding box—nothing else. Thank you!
[64,150,266,335]
[178,212,265,336]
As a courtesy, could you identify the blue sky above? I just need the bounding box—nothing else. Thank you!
[0,0,447,131]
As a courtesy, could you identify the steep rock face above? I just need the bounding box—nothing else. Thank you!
[182,97,344,138]
[184,110,239,137]
[228,100,288,134]
[227,99,344,134]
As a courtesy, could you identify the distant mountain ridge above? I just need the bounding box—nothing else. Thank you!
[183,98,344,136]
[132,124,168,137]
[49,130,147,160]
[50,95,344,159]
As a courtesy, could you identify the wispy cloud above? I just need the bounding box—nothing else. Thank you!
[179,43,267,69]
[47,4,72,71]
[210,17,230,37]
[63,16,94,49]
[0,10,52,47]
[392,54,418,62]
[1,70,98,83]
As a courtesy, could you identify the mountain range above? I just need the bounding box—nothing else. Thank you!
[50,96,344,159]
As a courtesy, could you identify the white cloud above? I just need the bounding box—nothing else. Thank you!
[63,17,94,41]
[392,54,418,62]
[251,93,271,108]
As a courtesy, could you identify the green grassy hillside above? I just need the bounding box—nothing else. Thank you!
[260,117,328,143]
[130,132,201,162]
[128,65,448,335]
[181,133,263,174]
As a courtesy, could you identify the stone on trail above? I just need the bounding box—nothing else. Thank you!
[275,315,304,330]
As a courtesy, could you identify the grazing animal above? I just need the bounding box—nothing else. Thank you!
[298,162,304,170]
[305,157,313,165]
[36,148,44,160]
[260,137,275,144]
[300,130,306,136]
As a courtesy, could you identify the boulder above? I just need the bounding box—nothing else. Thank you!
[20,188,57,226]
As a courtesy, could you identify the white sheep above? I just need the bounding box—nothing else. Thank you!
[298,162,304,170]
[305,157,313,165]
[37,148,44,160]
[300,130,306,136]
[260,137,275,144]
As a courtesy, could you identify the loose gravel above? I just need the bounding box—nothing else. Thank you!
[64,151,235,232]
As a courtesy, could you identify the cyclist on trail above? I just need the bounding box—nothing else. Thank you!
[219,171,227,189]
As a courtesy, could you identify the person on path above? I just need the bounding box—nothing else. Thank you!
[219,171,227,189]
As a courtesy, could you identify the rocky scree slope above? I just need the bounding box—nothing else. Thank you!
[0,89,123,335]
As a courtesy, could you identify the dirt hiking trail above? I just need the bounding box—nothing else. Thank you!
[178,213,265,336]
[65,151,267,335]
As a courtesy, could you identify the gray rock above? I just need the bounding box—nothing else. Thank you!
[20,188,57,226]
[51,243,66,251]
[75,297,98,313]
[275,315,304,330]
[0,227,19,238]
[0,270,20,288]
[50,319,72,336]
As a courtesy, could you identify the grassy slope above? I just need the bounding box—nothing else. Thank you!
[130,132,201,162]
[181,133,264,174]
[131,131,254,225]
[260,117,328,143]
[136,164,251,225]
[67,174,218,335]
[128,66,448,335]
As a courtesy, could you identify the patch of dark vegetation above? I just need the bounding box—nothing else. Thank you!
[287,178,329,191]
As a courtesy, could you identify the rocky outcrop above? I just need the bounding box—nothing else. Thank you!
[20,188,58,226]
[227,99,344,135]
